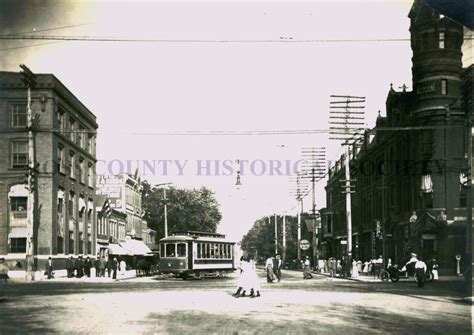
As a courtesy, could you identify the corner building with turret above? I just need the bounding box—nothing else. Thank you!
[322,0,472,274]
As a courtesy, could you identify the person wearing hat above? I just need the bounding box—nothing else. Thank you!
[303,256,313,279]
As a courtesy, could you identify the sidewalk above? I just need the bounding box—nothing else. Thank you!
[6,269,138,283]
[316,270,466,283]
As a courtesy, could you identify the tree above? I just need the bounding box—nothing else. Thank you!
[241,213,314,265]
[142,182,222,242]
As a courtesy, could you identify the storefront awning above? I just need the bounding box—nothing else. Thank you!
[108,243,131,255]
[120,239,152,255]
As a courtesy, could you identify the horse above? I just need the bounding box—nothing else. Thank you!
[0,259,22,283]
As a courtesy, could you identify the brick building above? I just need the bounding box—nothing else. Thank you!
[0,71,98,268]
[323,0,472,272]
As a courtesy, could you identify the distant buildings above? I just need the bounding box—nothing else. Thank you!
[96,173,156,257]
[0,71,98,267]
[322,0,472,273]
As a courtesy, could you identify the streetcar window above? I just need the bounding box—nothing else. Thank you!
[177,243,186,257]
[224,245,228,258]
[166,243,176,257]
[204,243,209,258]
[219,244,223,258]
[160,244,165,257]
[210,244,214,258]
[197,243,201,259]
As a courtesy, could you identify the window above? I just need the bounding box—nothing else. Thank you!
[11,197,27,211]
[68,231,75,254]
[58,144,65,174]
[68,192,75,217]
[11,104,27,127]
[177,243,186,257]
[197,243,201,259]
[69,118,76,142]
[11,141,28,168]
[460,191,467,208]
[166,243,176,257]
[70,152,76,179]
[57,236,64,254]
[10,238,27,253]
[439,32,445,49]
[88,163,93,187]
[441,79,448,95]
[87,233,91,254]
[88,135,95,155]
[79,232,84,254]
[79,158,85,184]
[57,110,65,132]
[78,125,85,148]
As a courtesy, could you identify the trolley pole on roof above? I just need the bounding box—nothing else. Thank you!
[154,182,173,237]
[329,95,365,275]
[20,64,37,282]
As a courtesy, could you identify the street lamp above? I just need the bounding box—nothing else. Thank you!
[154,183,173,237]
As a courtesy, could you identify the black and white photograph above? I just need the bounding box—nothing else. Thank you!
[0,0,472,333]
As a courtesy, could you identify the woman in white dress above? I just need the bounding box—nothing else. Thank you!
[351,259,359,278]
[233,257,250,297]
[247,257,261,298]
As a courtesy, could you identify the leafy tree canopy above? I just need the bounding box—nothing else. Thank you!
[142,180,222,241]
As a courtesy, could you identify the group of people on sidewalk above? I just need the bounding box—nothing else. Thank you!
[45,255,128,280]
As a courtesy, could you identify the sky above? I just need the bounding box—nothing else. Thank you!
[0,0,414,242]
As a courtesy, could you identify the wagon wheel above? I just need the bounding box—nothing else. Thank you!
[390,275,399,283]
[380,270,390,282]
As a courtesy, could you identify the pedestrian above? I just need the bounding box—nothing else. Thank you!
[233,256,250,297]
[336,259,342,277]
[362,260,369,275]
[76,256,84,278]
[84,256,92,277]
[99,256,107,277]
[106,257,114,278]
[248,256,261,298]
[265,256,276,283]
[112,257,118,279]
[274,254,282,282]
[119,258,127,278]
[46,257,54,279]
[329,257,337,278]
[351,259,359,278]
[94,257,100,277]
[66,256,74,278]
[303,256,313,279]
[414,256,427,288]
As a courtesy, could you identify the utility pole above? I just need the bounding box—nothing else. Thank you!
[329,94,365,271]
[274,213,278,255]
[282,214,286,262]
[301,147,326,263]
[289,172,308,261]
[20,64,37,282]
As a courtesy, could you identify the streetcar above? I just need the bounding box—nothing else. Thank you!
[158,231,236,279]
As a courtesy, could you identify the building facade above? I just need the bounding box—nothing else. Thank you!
[323,0,472,273]
[0,71,98,268]
[96,173,156,253]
